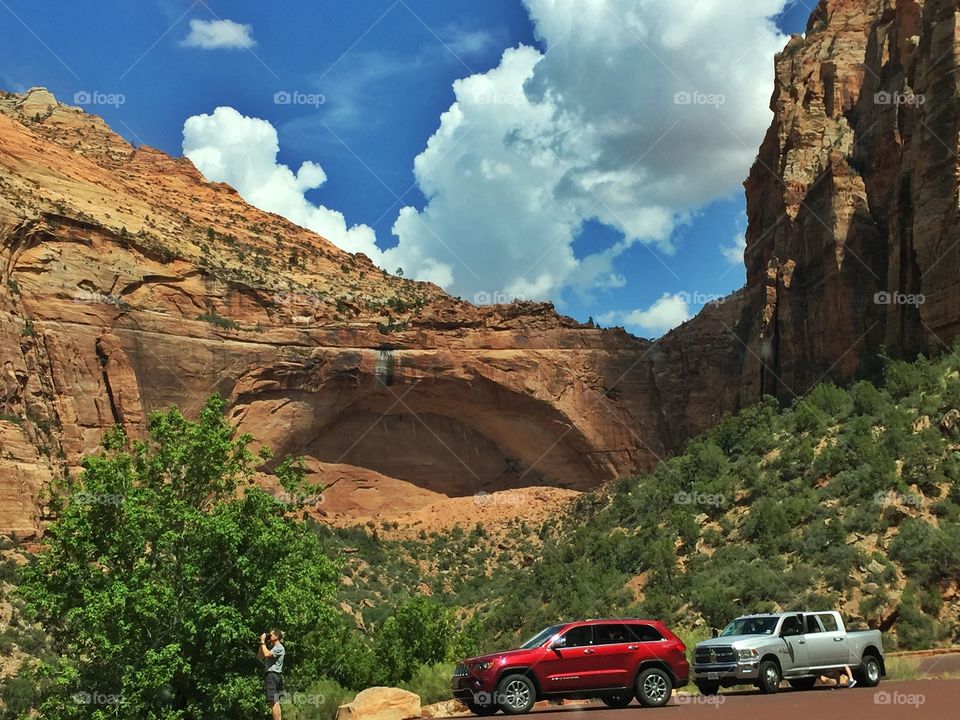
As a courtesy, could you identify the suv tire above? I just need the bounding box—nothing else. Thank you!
[695,681,720,696]
[855,654,882,688]
[635,668,672,708]
[496,674,536,715]
[757,660,781,694]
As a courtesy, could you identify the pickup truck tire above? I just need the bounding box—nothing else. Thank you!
[466,701,499,716]
[695,682,720,696]
[600,693,632,708]
[496,674,536,715]
[757,660,782,694]
[855,654,882,688]
[788,678,817,691]
[635,668,673,707]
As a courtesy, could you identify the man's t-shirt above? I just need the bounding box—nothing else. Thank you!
[264,642,285,674]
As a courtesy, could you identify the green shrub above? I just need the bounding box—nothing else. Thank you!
[401,662,456,704]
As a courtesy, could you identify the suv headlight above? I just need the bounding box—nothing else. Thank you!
[737,649,758,661]
[471,662,493,672]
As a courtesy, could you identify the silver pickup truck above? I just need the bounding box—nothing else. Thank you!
[692,611,885,695]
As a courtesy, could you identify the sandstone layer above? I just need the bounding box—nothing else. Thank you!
[0,88,743,537]
[1,0,959,537]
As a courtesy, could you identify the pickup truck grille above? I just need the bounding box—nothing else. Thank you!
[453,664,469,677]
[695,646,736,664]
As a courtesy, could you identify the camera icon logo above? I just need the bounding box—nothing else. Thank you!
[874,91,892,105]
[74,91,92,105]
[274,91,292,105]
[674,91,692,105]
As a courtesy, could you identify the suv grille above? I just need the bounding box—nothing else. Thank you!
[453,664,470,677]
[695,646,736,664]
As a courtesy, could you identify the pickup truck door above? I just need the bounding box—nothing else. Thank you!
[778,614,809,676]
[802,612,848,668]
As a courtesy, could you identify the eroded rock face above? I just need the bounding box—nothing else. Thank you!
[738,0,960,403]
[1,0,958,537]
[0,88,741,536]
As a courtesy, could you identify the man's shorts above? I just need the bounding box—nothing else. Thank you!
[264,672,283,703]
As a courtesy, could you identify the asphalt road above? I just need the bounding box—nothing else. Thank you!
[462,681,958,720]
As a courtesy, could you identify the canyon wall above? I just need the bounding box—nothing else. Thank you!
[1,0,958,536]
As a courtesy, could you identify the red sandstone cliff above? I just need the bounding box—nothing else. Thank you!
[0,88,746,537]
[2,0,958,537]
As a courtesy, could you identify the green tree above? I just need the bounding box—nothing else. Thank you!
[373,596,461,685]
[18,396,339,720]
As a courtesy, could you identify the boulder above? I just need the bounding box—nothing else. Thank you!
[336,687,420,720]
[420,699,469,718]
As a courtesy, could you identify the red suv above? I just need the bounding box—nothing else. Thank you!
[451,619,689,715]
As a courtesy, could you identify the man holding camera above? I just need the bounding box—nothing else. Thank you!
[259,629,286,720]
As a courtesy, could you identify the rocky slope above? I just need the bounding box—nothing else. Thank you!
[0,88,744,537]
[1,0,958,538]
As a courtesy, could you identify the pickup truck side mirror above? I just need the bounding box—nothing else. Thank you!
[711,628,719,638]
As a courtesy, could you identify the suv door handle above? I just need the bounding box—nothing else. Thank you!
[627,645,639,651]
[583,648,596,654]
[833,637,844,642]
[798,640,806,644]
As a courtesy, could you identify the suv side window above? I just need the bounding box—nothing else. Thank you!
[594,624,630,645]
[805,615,823,634]
[626,624,664,642]
[780,615,803,637]
[562,625,593,647]
[816,613,839,632]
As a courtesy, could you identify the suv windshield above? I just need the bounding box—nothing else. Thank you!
[719,616,779,637]
[520,625,564,649]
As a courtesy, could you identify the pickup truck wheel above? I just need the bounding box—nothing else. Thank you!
[695,682,720,696]
[856,655,882,688]
[635,668,673,708]
[496,674,536,715]
[757,660,781,694]
[788,678,817,691]
[600,693,632,708]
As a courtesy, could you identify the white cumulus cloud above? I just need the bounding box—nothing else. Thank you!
[181,19,256,50]
[182,107,382,258]
[722,232,747,264]
[387,0,788,302]
[598,293,692,336]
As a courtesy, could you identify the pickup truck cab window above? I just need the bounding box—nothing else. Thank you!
[780,615,803,637]
[805,615,824,633]
[816,613,840,632]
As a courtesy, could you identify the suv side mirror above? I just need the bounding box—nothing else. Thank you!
[548,636,567,650]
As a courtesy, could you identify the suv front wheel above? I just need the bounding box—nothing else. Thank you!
[635,668,673,708]
[496,674,537,715]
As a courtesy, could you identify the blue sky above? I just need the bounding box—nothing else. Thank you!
[0,0,811,336]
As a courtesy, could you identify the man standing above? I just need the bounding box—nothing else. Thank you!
[259,629,286,720]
